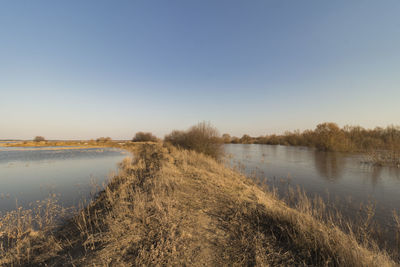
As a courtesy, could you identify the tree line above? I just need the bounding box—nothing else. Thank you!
[222,122,400,152]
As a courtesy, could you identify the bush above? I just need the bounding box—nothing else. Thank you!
[222,134,231,144]
[165,122,223,159]
[96,137,112,142]
[230,137,240,144]
[132,132,158,142]
[164,130,186,145]
[33,136,45,142]
[240,134,252,144]
[314,122,348,151]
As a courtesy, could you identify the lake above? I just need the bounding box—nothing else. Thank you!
[0,146,127,213]
[225,144,400,248]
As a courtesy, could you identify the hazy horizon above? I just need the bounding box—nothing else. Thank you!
[1,1,399,139]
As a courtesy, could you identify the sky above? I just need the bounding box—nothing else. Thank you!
[1,1,399,139]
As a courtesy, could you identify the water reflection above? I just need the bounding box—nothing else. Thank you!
[224,144,400,247]
[370,166,382,186]
[0,147,126,213]
[313,151,344,181]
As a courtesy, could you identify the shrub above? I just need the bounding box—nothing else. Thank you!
[230,137,240,144]
[240,134,252,144]
[314,122,348,151]
[222,133,231,144]
[132,132,158,142]
[33,136,45,142]
[164,130,186,145]
[165,122,223,159]
[96,137,112,143]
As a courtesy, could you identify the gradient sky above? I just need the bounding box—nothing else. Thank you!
[1,1,399,139]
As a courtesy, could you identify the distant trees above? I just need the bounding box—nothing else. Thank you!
[222,133,231,144]
[265,134,280,145]
[230,136,240,144]
[240,134,252,144]
[221,122,400,153]
[33,136,46,142]
[165,121,223,159]
[313,123,347,151]
[132,132,158,142]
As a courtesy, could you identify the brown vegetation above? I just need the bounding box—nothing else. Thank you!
[33,136,45,142]
[132,131,158,142]
[96,137,112,143]
[165,121,223,160]
[0,143,397,266]
[226,122,400,166]
[0,140,121,149]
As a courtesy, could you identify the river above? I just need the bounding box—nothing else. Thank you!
[0,146,127,213]
[225,144,400,249]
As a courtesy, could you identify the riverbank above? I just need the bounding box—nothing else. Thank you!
[223,122,400,167]
[0,140,123,148]
[0,143,397,266]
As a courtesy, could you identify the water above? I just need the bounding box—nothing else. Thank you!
[0,146,127,213]
[225,144,400,244]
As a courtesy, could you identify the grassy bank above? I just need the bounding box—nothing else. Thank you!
[1,143,397,266]
[0,140,141,152]
[0,140,119,148]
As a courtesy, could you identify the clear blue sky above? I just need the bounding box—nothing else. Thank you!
[1,1,399,139]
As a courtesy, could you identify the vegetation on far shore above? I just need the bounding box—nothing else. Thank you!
[0,137,121,149]
[223,122,400,166]
[1,142,399,266]
[33,136,46,142]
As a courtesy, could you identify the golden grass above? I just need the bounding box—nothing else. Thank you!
[0,143,397,266]
[0,141,107,148]
[0,197,67,265]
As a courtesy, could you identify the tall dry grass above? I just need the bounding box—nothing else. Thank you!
[0,196,67,265]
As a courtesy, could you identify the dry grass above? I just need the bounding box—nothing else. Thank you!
[0,140,132,149]
[0,143,397,266]
[394,211,400,256]
[0,196,67,265]
[1,141,95,148]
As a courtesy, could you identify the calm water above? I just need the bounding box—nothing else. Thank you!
[0,147,127,213]
[225,144,400,236]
